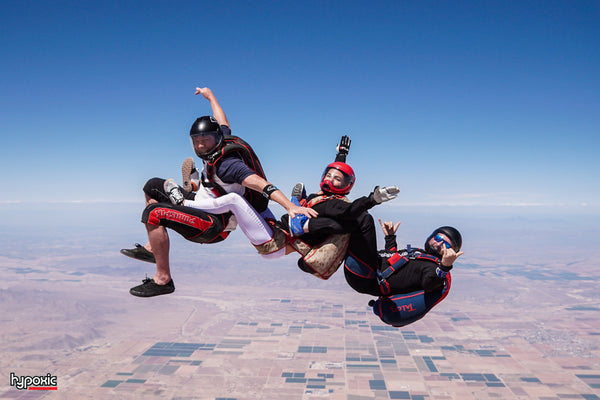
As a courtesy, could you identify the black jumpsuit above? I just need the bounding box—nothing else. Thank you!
[345,232,447,296]
[290,193,380,278]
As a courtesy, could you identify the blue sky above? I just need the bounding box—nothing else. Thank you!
[1,0,599,212]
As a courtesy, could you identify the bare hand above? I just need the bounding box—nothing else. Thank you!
[288,205,318,219]
[440,247,465,267]
[194,87,214,101]
[378,219,401,236]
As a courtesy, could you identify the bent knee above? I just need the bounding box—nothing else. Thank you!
[143,177,164,195]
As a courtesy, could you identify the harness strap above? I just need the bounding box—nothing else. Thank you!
[415,253,439,263]
[377,246,440,295]
[200,136,269,212]
[377,254,408,295]
[306,193,349,208]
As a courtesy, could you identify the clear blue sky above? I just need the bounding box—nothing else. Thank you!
[2,0,599,212]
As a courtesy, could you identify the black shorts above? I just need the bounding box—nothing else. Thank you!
[141,177,232,244]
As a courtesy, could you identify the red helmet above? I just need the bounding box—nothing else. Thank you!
[320,162,356,195]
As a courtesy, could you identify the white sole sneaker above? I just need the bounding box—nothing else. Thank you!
[291,182,306,202]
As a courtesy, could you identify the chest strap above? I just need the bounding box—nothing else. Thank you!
[377,246,440,295]
[306,193,349,208]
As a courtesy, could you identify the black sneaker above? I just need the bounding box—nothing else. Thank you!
[129,277,175,297]
[120,243,156,264]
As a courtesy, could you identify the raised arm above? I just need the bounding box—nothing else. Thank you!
[194,87,230,128]
[379,219,401,236]
[334,135,351,162]
[379,219,401,252]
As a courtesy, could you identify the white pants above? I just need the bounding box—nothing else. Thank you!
[183,193,285,258]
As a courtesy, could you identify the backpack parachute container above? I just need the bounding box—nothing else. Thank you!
[370,274,451,327]
[203,135,269,213]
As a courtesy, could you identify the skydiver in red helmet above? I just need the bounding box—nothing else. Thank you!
[282,136,400,276]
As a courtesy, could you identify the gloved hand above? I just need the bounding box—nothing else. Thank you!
[164,178,185,205]
[373,186,400,204]
[336,135,351,156]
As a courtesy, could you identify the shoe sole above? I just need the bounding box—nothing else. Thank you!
[181,157,196,192]
[129,287,175,297]
[291,182,305,201]
[129,279,175,297]
[120,248,156,264]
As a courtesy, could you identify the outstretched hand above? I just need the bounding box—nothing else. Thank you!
[373,186,400,204]
[378,219,401,236]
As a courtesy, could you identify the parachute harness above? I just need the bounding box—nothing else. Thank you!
[377,245,440,295]
[200,135,269,213]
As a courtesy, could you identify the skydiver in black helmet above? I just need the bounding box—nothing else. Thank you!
[359,220,464,327]
[121,86,317,297]
[345,220,463,296]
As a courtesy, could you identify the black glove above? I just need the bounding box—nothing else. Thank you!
[336,135,351,156]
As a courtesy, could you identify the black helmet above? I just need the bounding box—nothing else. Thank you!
[424,226,462,255]
[189,116,224,158]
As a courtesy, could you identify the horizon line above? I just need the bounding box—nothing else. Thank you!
[0,200,597,209]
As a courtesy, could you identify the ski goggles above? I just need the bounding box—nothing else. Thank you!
[434,234,452,249]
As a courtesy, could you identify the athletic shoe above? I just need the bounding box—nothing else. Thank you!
[129,277,175,297]
[181,157,200,192]
[291,182,306,202]
[120,243,156,264]
[164,178,184,205]
[289,213,309,237]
